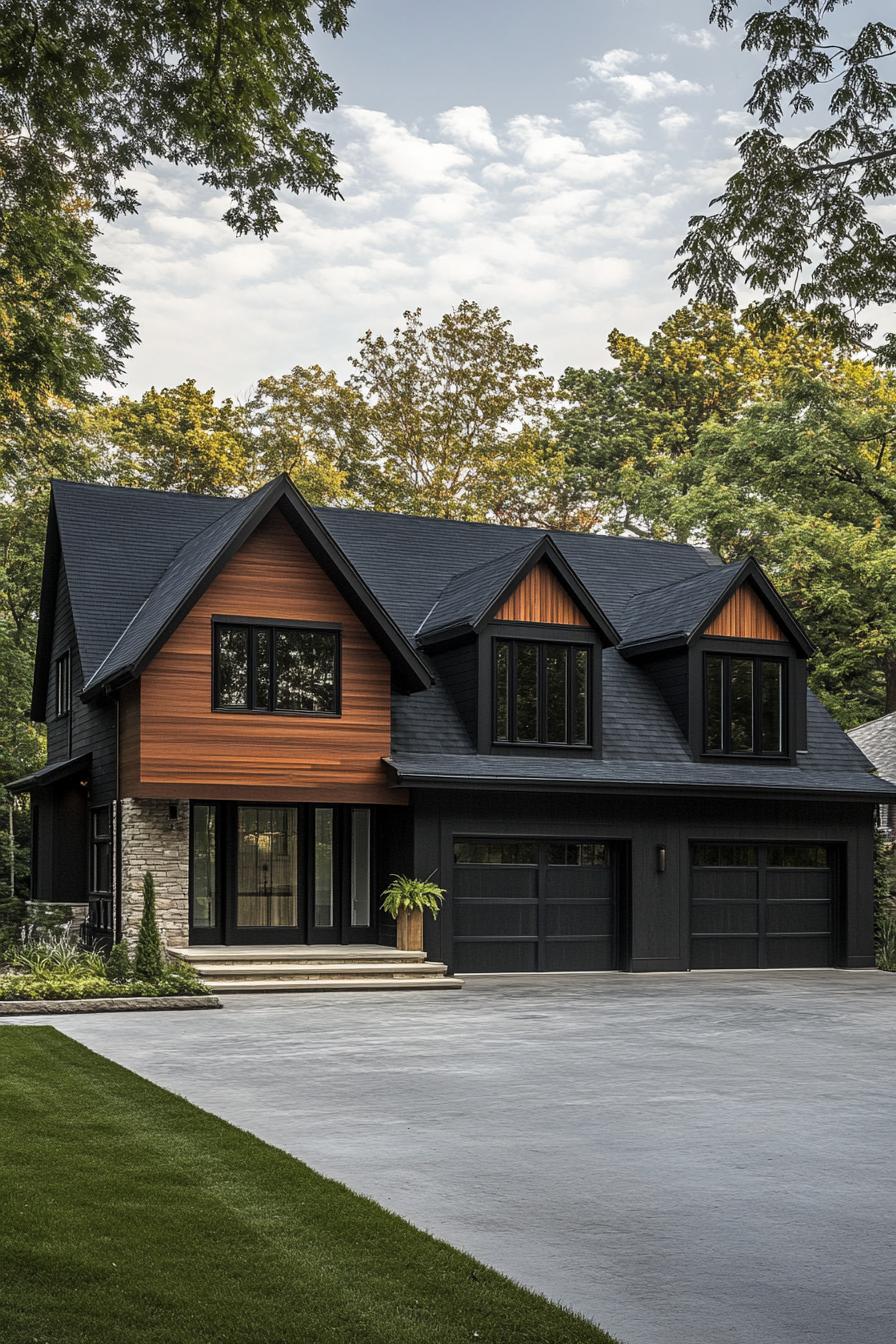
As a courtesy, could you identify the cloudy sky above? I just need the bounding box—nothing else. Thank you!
[96,0,876,398]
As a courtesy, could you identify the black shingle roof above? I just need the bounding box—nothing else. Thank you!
[45,478,891,797]
[416,539,539,639]
[617,561,749,648]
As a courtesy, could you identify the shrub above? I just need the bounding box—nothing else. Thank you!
[876,900,896,973]
[0,963,209,1001]
[134,872,164,981]
[105,940,132,983]
[10,937,103,976]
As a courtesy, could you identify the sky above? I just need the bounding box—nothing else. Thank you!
[95,0,881,399]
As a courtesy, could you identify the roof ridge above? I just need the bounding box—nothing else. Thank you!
[51,477,241,504]
[626,556,745,605]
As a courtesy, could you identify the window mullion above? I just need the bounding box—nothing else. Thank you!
[268,626,275,713]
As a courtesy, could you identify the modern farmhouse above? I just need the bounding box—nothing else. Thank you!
[11,474,894,987]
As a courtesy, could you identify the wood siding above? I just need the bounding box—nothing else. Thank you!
[494,561,589,626]
[704,584,785,641]
[119,509,406,805]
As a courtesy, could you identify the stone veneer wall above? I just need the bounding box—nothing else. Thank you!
[120,798,189,949]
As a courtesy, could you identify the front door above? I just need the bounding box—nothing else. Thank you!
[189,802,376,945]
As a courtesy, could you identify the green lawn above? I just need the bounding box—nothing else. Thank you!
[0,1027,618,1344]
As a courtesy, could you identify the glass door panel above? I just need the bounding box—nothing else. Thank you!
[236,807,299,929]
[350,809,371,928]
[314,808,335,930]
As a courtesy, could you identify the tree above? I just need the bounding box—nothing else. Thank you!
[556,304,841,536]
[674,362,896,723]
[673,3,896,360]
[82,380,249,495]
[346,302,560,522]
[134,872,164,980]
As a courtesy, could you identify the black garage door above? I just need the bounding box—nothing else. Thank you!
[690,842,836,969]
[452,838,619,973]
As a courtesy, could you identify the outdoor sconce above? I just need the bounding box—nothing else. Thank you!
[656,845,667,874]
[168,801,179,822]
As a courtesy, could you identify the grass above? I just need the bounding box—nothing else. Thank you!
[0,1028,618,1344]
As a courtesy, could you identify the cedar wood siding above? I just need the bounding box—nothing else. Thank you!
[704,584,785,641]
[118,509,406,805]
[494,560,589,626]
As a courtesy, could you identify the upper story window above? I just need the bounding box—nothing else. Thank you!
[55,651,71,718]
[494,637,590,746]
[704,652,786,756]
[214,621,340,715]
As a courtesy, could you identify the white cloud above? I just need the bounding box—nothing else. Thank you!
[436,105,501,155]
[585,50,707,102]
[342,107,470,186]
[658,106,695,137]
[573,100,642,147]
[667,26,716,50]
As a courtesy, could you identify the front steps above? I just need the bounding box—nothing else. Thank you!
[171,944,463,993]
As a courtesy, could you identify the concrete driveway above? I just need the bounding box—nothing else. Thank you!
[15,970,896,1344]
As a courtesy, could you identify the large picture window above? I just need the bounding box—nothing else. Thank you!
[214,621,339,715]
[704,653,786,756]
[494,638,591,746]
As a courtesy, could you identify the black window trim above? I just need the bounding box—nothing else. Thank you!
[702,650,788,758]
[89,804,112,896]
[55,649,71,719]
[212,615,342,717]
[492,635,593,748]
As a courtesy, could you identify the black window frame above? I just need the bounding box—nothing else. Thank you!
[55,650,71,719]
[89,805,112,897]
[702,651,788,758]
[212,617,342,717]
[492,636,592,747]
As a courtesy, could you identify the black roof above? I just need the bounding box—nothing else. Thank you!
[38,477,891,798]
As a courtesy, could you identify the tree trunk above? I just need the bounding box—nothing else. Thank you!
[886,652,896,714]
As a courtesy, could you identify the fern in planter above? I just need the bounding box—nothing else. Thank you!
[380,874,446,919]
[381,874,446,953]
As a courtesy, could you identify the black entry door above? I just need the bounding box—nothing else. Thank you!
[188,803,375,945]
[452,838,619,973]
[690,842,836,969]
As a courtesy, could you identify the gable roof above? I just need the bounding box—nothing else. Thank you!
[416,534,619,646]
[848,710,896,779]
[63,475,430,700]
[616,556,814,657]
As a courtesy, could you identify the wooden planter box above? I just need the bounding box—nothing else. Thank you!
[396,907,424,952]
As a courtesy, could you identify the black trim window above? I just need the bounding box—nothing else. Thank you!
[55,651,71,718]
[704,653,786,756]
[494,639,590,745]
[214,621,339,715]
[89,806,112,895]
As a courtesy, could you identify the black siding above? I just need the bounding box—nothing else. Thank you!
[640,649,690,738]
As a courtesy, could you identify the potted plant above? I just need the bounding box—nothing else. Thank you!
[380,874,446,952]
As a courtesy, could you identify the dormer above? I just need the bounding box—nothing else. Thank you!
[416,535,619,758]
[618,557,814,765]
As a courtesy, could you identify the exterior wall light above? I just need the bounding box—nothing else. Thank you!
[656,844,667,874]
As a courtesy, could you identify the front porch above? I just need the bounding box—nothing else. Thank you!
[172,943,461,992]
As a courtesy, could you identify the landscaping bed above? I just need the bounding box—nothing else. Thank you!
[0,1027,616,1344]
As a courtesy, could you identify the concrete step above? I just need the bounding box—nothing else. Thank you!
[203,975,464,993]
[183,960,451,979]
[172,945,425,964]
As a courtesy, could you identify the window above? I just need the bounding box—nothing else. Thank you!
[314,808,335,928]
[546,842,610,866]
[190,805,217,928]
[493,639,591,746]
[89,806,112,895]
[767,844,828,868]
[704,653,786,756]
[692,844,758,868]
[350,809,372,927]
[55,651,71,718]
[214,621,339,715]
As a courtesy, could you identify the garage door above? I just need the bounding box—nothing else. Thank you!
[452,838,619,973]
[690,842,836,969]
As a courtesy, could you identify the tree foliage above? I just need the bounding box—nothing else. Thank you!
[674,2,896,360]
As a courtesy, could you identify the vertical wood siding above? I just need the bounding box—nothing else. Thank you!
[494,561,589,626]
[704,585,785,641]
[122,510,405,804]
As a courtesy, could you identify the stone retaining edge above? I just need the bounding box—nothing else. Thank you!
[0,995,222,1016]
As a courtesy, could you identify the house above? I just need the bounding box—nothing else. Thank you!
[10,473,894,986]
[848,711,896,836]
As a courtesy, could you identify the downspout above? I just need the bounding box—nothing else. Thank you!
[115,696,123,943]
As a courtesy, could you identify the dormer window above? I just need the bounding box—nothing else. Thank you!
[704,652,786,756]
[494,638,591,746]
